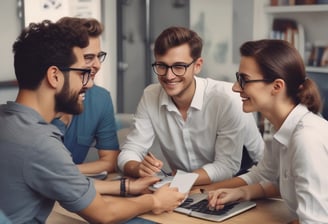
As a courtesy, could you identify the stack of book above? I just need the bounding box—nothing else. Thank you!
[270,0,317,6]
[308,42,328,67]
[270,18,305,59]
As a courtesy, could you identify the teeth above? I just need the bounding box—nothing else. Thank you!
[80,92,85,100]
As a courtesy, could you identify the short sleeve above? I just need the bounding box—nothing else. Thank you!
[24,136,96,212]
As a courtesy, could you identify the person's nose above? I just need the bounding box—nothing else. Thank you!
[232,81,242,93]
[93,57,101,70]
[165,67,177,79]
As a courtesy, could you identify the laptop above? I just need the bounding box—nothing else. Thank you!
[174,193,256,222]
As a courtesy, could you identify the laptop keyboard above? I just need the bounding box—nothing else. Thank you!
[179,198,239,215]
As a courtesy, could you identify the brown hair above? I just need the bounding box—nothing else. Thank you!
[240,39,322,114]
[154,26,202,60]
[56,17,103,37]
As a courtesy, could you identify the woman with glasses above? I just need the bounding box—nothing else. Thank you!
[52,17,120,177]
[118,26,264,185]
[207,39,328,223]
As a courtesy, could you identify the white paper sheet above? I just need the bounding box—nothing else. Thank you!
[169,170,199,193]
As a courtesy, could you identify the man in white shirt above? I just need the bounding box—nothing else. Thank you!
[117,26,264,185]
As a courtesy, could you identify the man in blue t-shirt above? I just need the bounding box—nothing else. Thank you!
[52,17,119,175]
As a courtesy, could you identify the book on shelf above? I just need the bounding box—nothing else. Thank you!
[308,42,328,67]
[270,18,305,59]
[270,0,318,5]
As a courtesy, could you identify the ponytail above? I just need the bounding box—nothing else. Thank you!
[297,78,322,114]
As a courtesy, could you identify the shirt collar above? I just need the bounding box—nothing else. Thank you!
[191,77,205,110]
[273,104,310,148]
[5,101,63,136]
[6,101,46,123]
[159,77,204,111]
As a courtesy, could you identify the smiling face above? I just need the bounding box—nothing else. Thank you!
[155,43,202,102]
[82,37,103,88]
[55,47,89,114]
[232,56,274,114]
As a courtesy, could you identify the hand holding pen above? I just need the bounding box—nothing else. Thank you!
[138,152,167,177]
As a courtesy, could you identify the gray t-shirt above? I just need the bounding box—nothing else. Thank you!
[0,102,96,224]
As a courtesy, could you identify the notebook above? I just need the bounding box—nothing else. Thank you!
[174,193,256,222]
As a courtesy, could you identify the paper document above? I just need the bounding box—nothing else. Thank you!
[169,170,199,193]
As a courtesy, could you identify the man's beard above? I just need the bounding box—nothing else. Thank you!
[55,77,85,115]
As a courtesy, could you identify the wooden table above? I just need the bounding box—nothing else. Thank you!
[47,173,294,223]
[140,198,293,224]
[47,197,294,224]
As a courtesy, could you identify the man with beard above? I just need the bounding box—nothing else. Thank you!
[0,20,184,223]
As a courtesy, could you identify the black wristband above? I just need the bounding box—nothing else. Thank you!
[120,178,127,197]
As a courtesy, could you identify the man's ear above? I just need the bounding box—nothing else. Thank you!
[194,57,203,75]
[271,78,285,95]
[46,66,62,89]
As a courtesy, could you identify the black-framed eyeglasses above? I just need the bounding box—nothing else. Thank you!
[84,51,107,64]
[235,72,273,89]
[152,59,196,76]
[59,67,91,86]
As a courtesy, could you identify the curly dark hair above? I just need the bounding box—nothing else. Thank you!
[13,20,89,90]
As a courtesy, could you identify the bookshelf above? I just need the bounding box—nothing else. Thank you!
[252,0,328,122]
[255,0,328,74]
[264,4,328,13]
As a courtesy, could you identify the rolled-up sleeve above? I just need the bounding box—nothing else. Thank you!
[117,94,155,172]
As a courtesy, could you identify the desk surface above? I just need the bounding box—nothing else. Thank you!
[141,198,293,224]
[47,173,294,223]
[47,197,293,224]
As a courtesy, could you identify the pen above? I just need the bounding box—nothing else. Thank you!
[147,152,170,177]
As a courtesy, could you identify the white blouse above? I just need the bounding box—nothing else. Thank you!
[241,104,328,223]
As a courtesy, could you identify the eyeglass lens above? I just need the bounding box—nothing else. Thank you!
[81,70,90,86]
[60,67,91,86]
[152,60,195,76]
[236,72,245,88]
[236,72,273,89]
[84,51,107,64]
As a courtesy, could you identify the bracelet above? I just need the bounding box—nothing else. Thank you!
[120,177,127,197]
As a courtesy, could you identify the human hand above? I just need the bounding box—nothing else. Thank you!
[151,184,186,214]
[138,152,164,177]
[207,188,245,210]
[128,176,161,195]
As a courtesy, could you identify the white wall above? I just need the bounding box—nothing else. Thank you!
[190,0,238,82]
[0,0,21,103]
[95,0,117,112]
